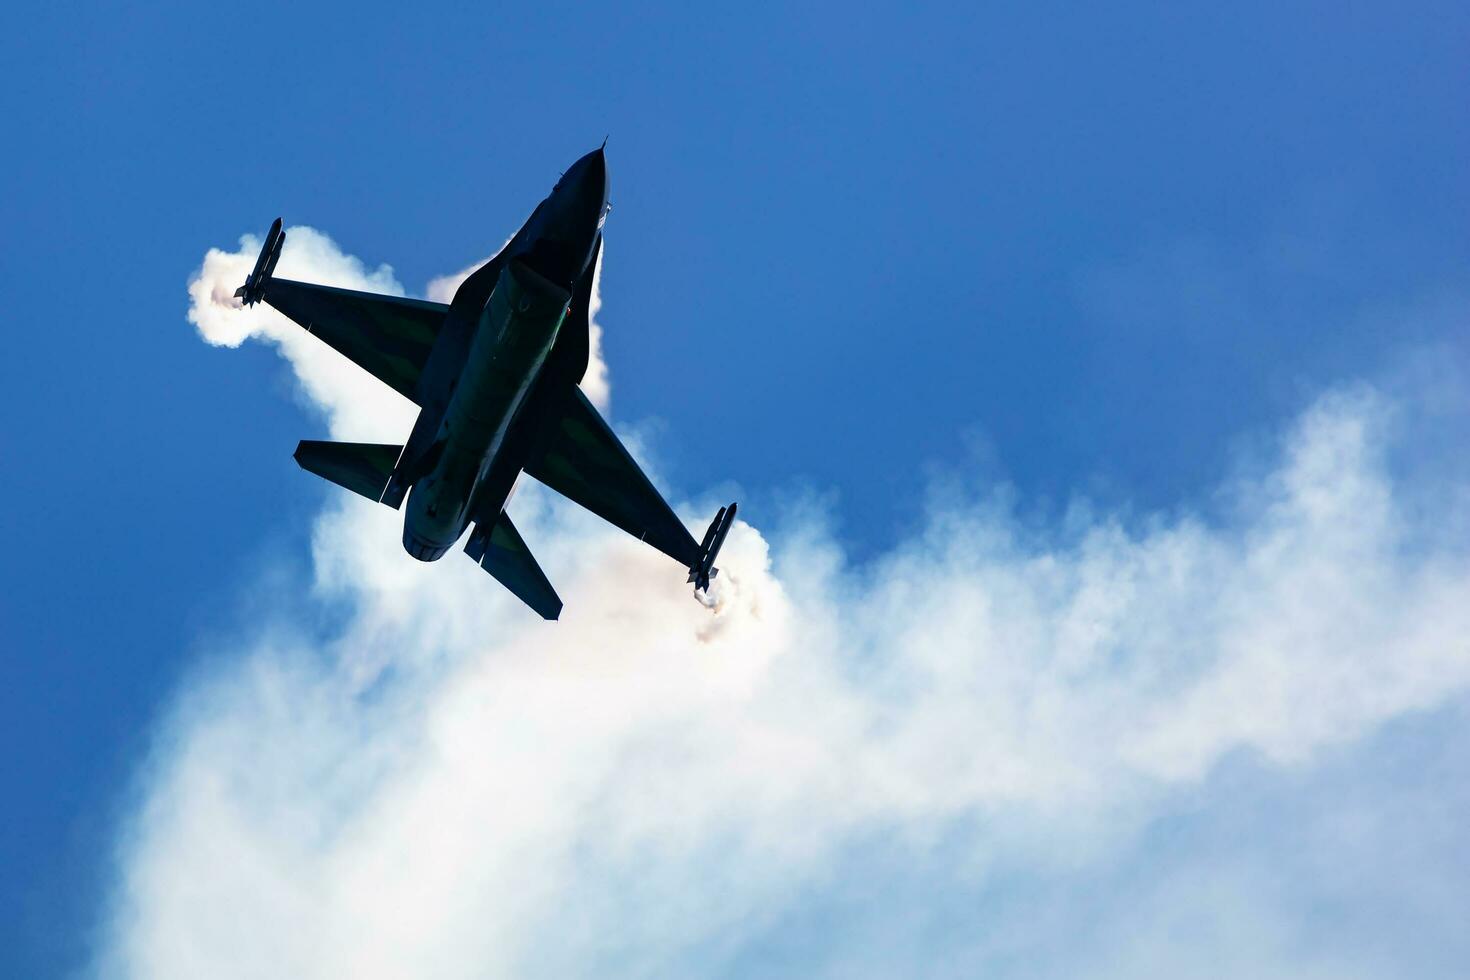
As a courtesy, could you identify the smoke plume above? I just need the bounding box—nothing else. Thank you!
[96,230,1470,978]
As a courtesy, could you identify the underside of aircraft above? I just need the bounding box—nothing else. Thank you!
[233,147,735,619]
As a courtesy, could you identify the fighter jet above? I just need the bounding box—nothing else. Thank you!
[234,146,735,619]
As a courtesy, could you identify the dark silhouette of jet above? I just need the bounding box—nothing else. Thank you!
[235,146,735,619]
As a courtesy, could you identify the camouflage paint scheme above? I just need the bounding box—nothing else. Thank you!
[237,147,735,619]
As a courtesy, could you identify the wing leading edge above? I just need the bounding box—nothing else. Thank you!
[262,278,448,403]
[525,386,705,570]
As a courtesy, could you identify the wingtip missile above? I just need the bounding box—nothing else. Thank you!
[688,502,737,592]
[234,217,285,306]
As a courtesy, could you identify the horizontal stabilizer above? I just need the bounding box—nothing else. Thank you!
[466,513,563,620]
[294,440,402,506]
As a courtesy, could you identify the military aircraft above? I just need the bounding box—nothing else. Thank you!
[234,146,735,620]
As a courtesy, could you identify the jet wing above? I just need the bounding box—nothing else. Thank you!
[524,386,701,568]
[262,278,448,404]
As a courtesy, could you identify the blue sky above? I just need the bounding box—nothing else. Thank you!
[3,2,1468,976]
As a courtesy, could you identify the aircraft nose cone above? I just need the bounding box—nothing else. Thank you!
[526,146,609,284]
[565,146,607,205]
[577,144,604,172]
[559,145,609,244]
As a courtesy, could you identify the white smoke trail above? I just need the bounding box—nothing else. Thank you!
[97,231,1470,978]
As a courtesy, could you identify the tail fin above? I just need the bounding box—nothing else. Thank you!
[293,440,403,506]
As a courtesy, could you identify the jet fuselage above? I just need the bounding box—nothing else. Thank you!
[236,144,735,618]
[401,148,607,561]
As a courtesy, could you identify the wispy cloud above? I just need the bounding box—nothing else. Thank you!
[96,231,1470,978]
